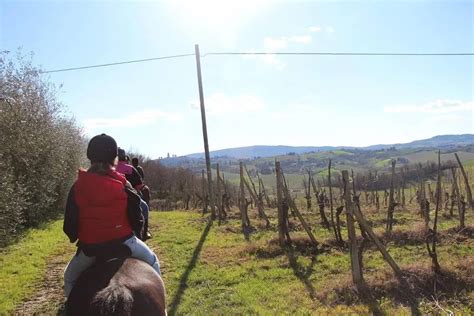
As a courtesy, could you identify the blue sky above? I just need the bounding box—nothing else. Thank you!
[1,0,473,158]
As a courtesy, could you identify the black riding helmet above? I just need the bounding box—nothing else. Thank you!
[118,148,126,161]
[86,133,118,164]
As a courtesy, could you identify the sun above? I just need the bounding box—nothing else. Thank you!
[166,0,269,37]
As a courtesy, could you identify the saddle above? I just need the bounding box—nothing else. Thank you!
[67,244,133,316]
[95,243,132,263]
[80,241,132,263]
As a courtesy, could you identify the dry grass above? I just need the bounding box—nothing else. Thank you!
[316,259,474,312]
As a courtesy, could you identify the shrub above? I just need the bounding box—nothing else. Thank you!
[0,51,85,246]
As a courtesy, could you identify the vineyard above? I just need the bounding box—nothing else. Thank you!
[1,151,473,315]
[1,4,473,313]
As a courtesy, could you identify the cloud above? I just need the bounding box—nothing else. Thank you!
[190,92,266,114]
[288,35,312,44]
[246,34,313,70]
[263,35,312,51]
[263,37,288,51]
[83,109,182,132]
[384,100,474,113]
[428,114,466,124]
[308,25,335,33]
[308,26,322,32]
[325,26,335,33]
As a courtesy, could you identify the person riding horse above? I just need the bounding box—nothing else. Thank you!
[63,134,161,298]
[116,148,152,239]
[131,157,145,180]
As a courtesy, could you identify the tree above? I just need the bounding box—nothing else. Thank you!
[0,50,85,245]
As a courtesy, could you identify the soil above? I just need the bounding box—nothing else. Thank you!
[14,251,69,315]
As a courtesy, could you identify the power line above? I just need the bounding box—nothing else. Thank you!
[40,51,474,73]
[40,53,195,74]
[203,52,474,57]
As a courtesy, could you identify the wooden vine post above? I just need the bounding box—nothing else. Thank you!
[327,159,342,243]
[386,159,396,233]
[342,170,409,291]
[257,172,272,208]
[374,171,380,212]
[451,168,464,229]
[239,162,250,232]
[275,161,290,246]
[304,170,312,211]
[201,169,208,214]
[454,153,473,209]
[243,167,270,227]
[216,163,223,223]
[342,170,364,287]
[281,174,319,248]
[218,172,228,219]
[426,151,442,274]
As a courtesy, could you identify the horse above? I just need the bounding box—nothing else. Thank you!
[66,245,166,316]
[136,183,152,239]
[136,183,151,206]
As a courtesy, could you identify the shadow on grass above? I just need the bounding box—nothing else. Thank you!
[285,246,317,300]
[168,218,212,316]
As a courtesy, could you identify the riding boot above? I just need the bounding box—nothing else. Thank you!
[144,218,152,240]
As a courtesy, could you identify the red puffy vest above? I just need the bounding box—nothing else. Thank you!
[75,170,132,244]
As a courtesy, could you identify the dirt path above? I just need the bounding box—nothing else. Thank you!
[14,245,72,315]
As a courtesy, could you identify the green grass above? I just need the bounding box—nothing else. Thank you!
[148,208,472,314]
[0,220,72,314]
[374,158,392,168]
[463,159,474,168]
[331,150,354,156]
[2,206,472,315]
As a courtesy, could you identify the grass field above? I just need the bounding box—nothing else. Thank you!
[1,205,473,315]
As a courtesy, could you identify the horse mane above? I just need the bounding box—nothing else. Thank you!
[89,282,133,316]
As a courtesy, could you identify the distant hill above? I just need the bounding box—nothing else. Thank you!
[185,145,339,159]
[182,134,473,159]
[365,134,474,150]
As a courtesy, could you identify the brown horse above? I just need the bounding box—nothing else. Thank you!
[66,246,166,316]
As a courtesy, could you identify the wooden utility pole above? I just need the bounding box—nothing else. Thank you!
[455,153,473,209]
[195,44,216,220]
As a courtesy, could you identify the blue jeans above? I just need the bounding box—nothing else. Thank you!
[64,235,160,297]
[140,198,149,221]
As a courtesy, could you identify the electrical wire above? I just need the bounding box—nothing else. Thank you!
[40,53,195,74]
[202,52,474,57]
[41,51,474,73]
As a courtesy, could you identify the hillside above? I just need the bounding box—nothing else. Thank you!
[182,134,473,159]
[160,143,474,188]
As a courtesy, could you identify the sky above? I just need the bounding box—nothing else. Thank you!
[1,0,473,158]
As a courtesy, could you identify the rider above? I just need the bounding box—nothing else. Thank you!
[63,133,161,297]
[116,148,151,239]
[132,157,145,180]
[116,148,142,188]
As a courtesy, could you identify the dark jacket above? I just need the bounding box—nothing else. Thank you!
[135,165,145,180]
[116,161,143,188]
